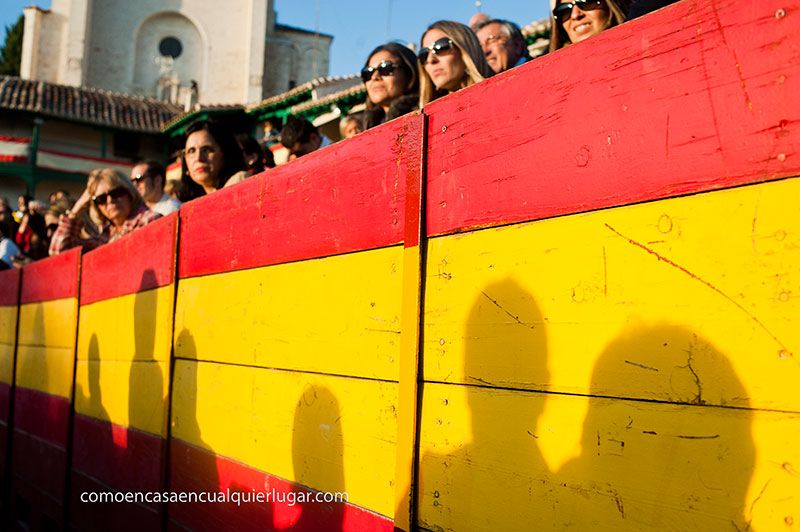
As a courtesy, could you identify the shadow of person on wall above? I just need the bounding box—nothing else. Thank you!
[557,325,755,530]
[288,383,345,532]
[70,333,114,531]
[418,278,553,531]
[167,329,222,532]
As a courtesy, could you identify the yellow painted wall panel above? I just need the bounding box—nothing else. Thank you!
[423,178,800,413]
[0,305,17,385]
[18,299,78,349]
[417,382,799,532]
[74,359,169,437]
[174,246,403,380]
[171,357,398,518]
[77,285,174,363]
[15,345,75,398]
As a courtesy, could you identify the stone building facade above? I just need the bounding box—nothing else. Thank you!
[20,0,332,106]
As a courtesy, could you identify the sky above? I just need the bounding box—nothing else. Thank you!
[1,0,551,77]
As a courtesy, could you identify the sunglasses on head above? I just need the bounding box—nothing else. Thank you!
[361,61,404,83]
[92,187,128,206]
[553,0,604,21]
[417,37,455,63]
[131,173,151,183]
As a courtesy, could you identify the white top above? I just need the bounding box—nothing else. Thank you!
[150,193,181,216]
[0,238,20,267]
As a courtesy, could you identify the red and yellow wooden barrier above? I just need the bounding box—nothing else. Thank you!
[0,268,21,501]
[10,248,81,530]
[69,214,178,531]
[416,0,800,530]
[2,0,798,530]
[169,114,423,531]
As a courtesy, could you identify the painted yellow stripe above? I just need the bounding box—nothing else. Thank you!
[423,178,800,415]
[0,306,18,385]
[174,246,403,380]
[417,381,799,532]
[171,358,397,517]
[74,286,174,435]
[77,285,174,363]
[15,298,78,398]
[73,359,169,437]
[393,245,422,530]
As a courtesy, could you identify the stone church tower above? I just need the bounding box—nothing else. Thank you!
[20,0,331,106]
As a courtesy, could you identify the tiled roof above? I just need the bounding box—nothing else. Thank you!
[160,103,245,132]
[290,83,366,115]
[522,18,552,58]
[0,76,182,133]
[247,74,361,114]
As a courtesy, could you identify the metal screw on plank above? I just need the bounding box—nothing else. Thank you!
[775,8,786,18]
[441,125,447,133]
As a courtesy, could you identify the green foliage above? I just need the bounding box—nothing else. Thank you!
[0,15,24,76]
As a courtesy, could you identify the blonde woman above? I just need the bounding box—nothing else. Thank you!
[549,0,626,52]
[49,168,161,255]
[418,20,494,107]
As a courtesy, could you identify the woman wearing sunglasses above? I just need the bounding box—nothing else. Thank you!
[549,0,626,51]
[49,168,161,255]
[418,20,494,108]
[361,42,420,130]
[178,119,248,202]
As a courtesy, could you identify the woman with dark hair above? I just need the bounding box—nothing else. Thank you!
[49,168,161,255]
[361,42,420,130]
[178,120,247,202]
[418,20,494,108]
[549,0,626,52]
[238,134,275,177]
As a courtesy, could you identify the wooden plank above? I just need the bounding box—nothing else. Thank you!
[423,178,800,412]
[174,247,402,380]
[0,268,20,306]
[80,213,177,306]
[77,285,174,363]
[12,387,71,448]
[169,439,394,532]
[425,0,800,236]
[71,414,164,493]
[417,381,799,531]
[16,299,80,399]
[20,247,80,304]
[170,358,398,519]
[0,306,17,385]
[70,470,162,532]
[178,113,423,279]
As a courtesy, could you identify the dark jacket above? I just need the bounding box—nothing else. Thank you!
[362,94,419,130]
[627,0,679,19]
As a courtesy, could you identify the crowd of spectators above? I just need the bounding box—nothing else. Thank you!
[0,0,676,267]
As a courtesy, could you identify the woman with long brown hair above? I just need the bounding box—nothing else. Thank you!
[549,0,626,52]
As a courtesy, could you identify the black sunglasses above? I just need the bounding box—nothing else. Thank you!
[553,0,604,21]
[417,38,455,63]
[131,172,151,183]
[92,187,128,206]
[361,61,404,83]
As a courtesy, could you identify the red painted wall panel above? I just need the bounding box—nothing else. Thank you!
[169,439,393,532]
[0,268,20,306]
[70,471,162,532]
[12,429,67,500]
[80,213,178,306]
[425,0,800,236]
[20,247,81,304]
[71,414,164,493]
[13,387,70,448]
[178,114,424,279]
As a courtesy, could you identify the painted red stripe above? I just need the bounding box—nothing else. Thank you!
[0,155,27,163]
[20,247,81,303]
[169,439,393,532]
[403,114,425,248]
[425,0,800,236]
[0,268,20,306]
[80,213,177,305]
[11,473,65,529]
[12,429,67,500]
[0,135,30,143]
[178,115,423,278]
[71,413,164,493]
[14,387,70,448]
[70,470,162,532]
[0,381,10,421]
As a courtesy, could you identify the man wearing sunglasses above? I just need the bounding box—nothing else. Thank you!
[130,160,181,216]
[475,19,530,74]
